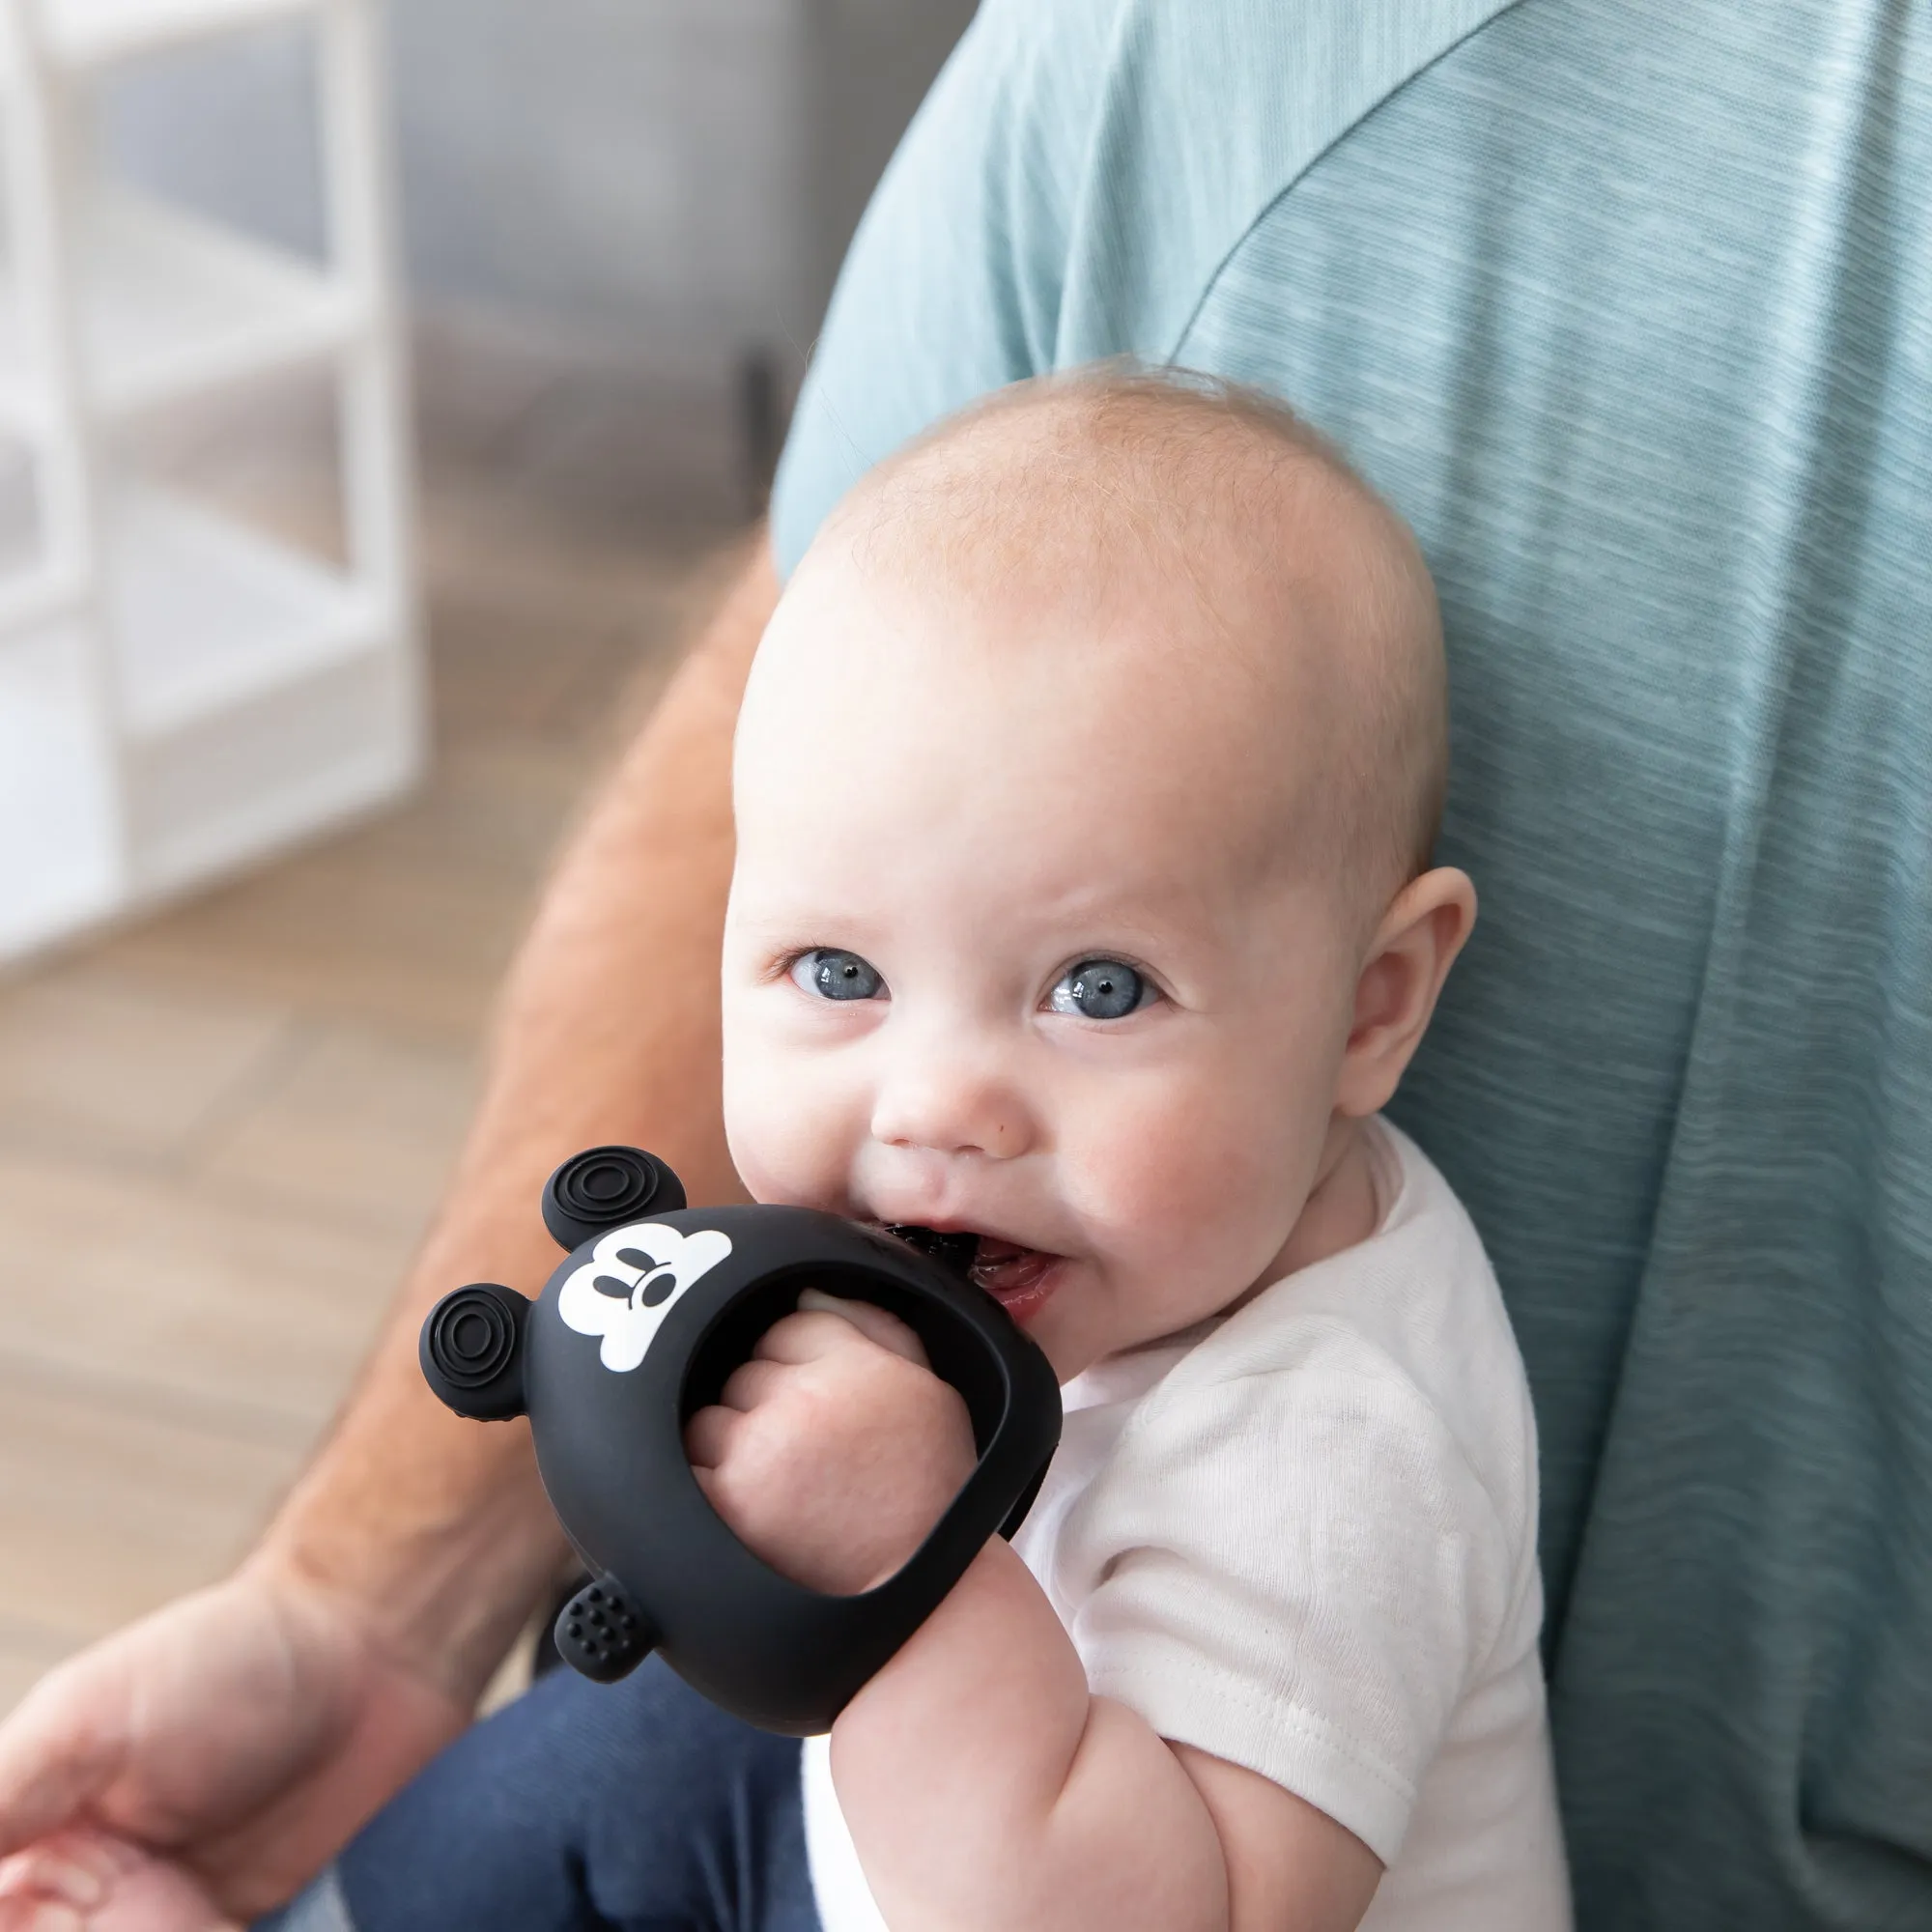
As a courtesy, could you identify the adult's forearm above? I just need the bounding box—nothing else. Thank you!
[258,532,781,1702]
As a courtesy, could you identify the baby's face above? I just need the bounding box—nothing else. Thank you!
[722,554,1367,1380]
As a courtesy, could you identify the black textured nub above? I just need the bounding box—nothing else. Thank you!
[886,1225,980,1278]
[419,1283,528,1421]
[543,1147,687,1251]
[555,1575,656,1684]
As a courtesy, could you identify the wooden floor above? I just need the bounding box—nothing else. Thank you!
[0,359,749,1719]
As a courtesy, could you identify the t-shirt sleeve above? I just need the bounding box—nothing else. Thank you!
[1055,1340,1518,1865]
[769,0,1114,578]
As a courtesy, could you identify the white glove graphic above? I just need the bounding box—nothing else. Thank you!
[557,1221,734,1372]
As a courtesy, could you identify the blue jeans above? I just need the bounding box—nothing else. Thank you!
[256,1658,820,1932]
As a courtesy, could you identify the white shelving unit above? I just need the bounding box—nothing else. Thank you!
[0,0,418,961]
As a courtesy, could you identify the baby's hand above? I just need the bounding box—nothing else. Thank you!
[684,1292,978,1595]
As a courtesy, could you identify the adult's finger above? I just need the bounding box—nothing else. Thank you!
[0,1663,127,1861]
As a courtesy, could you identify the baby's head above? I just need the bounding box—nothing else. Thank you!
[723,371,1473,1378]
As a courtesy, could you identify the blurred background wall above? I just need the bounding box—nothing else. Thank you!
[103,0,977,456]
[0,0,978,1719]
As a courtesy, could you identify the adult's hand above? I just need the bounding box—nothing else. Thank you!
[0,1558,465,1926]
[0,529,782,1924]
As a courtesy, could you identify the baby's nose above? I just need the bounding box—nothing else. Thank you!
[869,1047,1033,1161]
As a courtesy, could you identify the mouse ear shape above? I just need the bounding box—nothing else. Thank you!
[541,1146,686,1250]
[420,1283,529,1421]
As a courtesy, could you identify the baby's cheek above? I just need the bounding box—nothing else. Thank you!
[723,1047,867,1209]
[1067,1069,1310,1274]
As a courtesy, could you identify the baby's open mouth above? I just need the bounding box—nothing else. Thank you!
[886,1225,1065,1324]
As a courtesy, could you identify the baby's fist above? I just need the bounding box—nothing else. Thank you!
[684,1291,977,1594]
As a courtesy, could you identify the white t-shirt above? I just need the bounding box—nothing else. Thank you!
[803,1119,1572,1931]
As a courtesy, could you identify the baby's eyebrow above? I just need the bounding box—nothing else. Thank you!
[1024,890,1221,952]
[733,897,907,944]
[727,910,842,945]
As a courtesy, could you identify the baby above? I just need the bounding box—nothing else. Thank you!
[704,372,1569,1931]
[12,372,1570,1932]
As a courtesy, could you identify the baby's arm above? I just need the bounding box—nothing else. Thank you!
[685,1297,1381,1932]
[836,1535,1382,1932]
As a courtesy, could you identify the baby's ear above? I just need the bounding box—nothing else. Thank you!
[1334,867,1476,1118]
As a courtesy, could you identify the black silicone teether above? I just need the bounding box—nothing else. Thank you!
[541,1145,684,1250]
[418,1148,1062,1735]
[419,1281,528,1421]
[554,1574,657,1683]
[885,1224,980,1277]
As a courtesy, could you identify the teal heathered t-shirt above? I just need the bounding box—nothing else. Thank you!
[769,4,1932,1926]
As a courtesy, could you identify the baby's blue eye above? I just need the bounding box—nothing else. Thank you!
[790,949,886,1002]
[1049,959,1154,1020]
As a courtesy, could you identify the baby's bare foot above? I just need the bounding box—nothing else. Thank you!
[0,1826,238,1932]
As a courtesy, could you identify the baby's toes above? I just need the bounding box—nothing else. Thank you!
[0,1829,235,1932]
[0,1827,115,1916]
[85,1857,237,1932]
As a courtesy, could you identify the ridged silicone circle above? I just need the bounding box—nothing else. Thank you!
[542,1146,684,1249]
[426,1285,519,1389]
